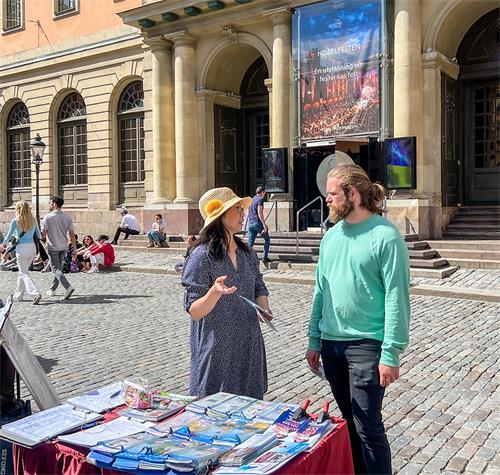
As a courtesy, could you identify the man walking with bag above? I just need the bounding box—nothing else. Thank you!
[306,164,410,474]
[246,186,271,266]
[41,196,76,300]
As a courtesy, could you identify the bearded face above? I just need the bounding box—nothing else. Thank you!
[328,194,354,223]
[326,177,355,223]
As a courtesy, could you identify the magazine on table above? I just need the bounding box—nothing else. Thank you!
[238,400,299,423]
[98,433,231,473]
[263,410,335,450]
[90,431,154,455]
[119,406,182,422]
[58,416,153,448]
[148,411,270,447]
[186,392,235,414]
[206,395,256,418]
[218,433,279,467]
[66,381,124,414]
[213,440,309,474]
[0,403,101,448]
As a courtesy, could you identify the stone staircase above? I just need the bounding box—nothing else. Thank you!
[426,240,500,269]
[115,232,458,279]
[444,206,500,240]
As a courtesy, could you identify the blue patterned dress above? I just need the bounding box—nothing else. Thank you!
[181,243,269,399]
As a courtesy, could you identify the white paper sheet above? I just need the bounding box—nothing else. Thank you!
[58,416,153,448]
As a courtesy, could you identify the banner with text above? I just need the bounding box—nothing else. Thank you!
[293,0,382,141]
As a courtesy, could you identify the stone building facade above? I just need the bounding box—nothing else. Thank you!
[0,0,498,238]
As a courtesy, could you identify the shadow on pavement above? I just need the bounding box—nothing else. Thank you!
[36,355,58,374]
[42,294,153,305]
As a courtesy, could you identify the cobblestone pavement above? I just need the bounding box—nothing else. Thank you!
[1,269,499,474]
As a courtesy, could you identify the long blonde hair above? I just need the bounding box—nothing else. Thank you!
[327,164,385,214]
[15,200,36,232]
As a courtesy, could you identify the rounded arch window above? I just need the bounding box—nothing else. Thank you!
[117,81,145,187]
[57,92,87,187]
[6,103,31,203]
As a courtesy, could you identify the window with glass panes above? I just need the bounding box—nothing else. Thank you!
[473,84,500,169]
[57,93,87,186]
[118,82,145,183]
[55,0,76,14]
[4,0,22,30]
[6,103,30,193]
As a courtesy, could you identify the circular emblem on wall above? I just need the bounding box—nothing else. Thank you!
[316,152,355,197]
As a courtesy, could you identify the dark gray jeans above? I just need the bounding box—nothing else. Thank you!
[48,250,71,291]
[321,338,391,475]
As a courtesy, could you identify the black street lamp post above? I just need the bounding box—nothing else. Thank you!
[29,133,46,225]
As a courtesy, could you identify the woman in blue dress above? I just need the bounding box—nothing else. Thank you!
[181,187,272,399]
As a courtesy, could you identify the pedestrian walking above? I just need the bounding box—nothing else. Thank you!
[246,186,271,265]
[41,196,76,300]
[0,201,42,304]
[305,164,410,475]
[111,208,140,245]
[181,187,272,399]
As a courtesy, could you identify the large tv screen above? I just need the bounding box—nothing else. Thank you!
[262,148,288,193]
[384,137,416,189]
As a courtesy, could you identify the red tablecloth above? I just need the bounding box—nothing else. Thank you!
[13,416,354,475]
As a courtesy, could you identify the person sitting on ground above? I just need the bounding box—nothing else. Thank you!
[111,209,140,245]
[146,214,167,248]
[63,234,82,273]
[76,235,98,272]
[87,235,115,273]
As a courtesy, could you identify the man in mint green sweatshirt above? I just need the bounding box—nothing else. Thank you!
[306,164,410,475]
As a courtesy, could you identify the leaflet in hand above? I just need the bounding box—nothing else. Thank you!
[239,296,277,332]
[67,381,124,413]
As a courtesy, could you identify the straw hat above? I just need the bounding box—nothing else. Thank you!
[199,187,252,230]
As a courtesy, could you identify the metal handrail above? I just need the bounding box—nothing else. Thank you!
[296,195,324,254]
[243,199,277,235]
[265,200,277,231]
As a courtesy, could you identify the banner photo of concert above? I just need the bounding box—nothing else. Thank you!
[294,0,382,141]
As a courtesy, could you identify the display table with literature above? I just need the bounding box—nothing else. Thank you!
[4,386,354,475]
[12,416,353,475]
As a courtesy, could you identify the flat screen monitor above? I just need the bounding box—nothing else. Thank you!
[384,136,416,189]
[262,148,288,194]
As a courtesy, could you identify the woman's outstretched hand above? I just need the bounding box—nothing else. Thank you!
[212,275,237,295]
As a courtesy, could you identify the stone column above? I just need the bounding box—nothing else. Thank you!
[394,0,424,184]
[270,10,291,149]
[147,37,176,203]
[173,34,199,203]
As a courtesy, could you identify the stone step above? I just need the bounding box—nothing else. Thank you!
[452,217,500,224]
[406,241,430,250]
[445,223,500,230]
[434,249,500,261]
[408,258,450,269]
[456,206,500,211]
[426,240,500,251]
[408,249,438,259]
[443,257,500,269]
[443,230,500,239]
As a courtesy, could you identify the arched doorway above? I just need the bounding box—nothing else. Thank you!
[214,57,269,196]
[457,8,500,204]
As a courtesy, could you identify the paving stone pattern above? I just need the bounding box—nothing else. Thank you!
[1,269,499,474]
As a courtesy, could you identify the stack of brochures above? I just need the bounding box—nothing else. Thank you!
[0,404,101,448]
[213,440,310,474]
[185,392,298,423]
[218,433,279,467]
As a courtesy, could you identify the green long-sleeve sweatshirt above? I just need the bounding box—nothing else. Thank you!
[308,214,410,366]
